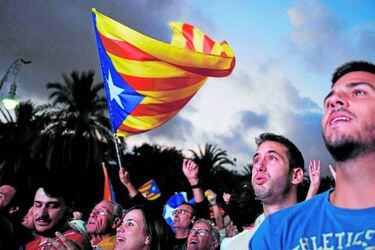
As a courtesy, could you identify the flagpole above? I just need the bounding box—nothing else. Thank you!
[114,134,124,169]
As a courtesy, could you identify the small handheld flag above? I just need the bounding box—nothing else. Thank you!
[91,9,235,137]
[102,163,116,202]
[138,179,161,200]
[162,192,196,231]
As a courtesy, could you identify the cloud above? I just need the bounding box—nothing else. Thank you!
[287,0,347,72]
[235,110,268,130]
[356,25,375,60]
[145,115,194,143]
[286,0,374,73]
[287,111,334,176]
[200,64,333,174]
[0,0,200,102]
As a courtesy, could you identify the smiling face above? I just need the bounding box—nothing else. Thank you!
[87,200,116,235]
[115,209,149,250]
[322,71,375,161]
[32,188,68,235]
[251,141,292,204]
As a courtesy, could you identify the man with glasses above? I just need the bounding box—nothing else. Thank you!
[173,159,210,249]
[87,200,123,249]
[187,219,219,250]
[173,203,196,234]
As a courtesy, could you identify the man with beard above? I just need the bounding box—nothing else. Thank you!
[87,200,123,249]
[250,61,375,249]
[220,132,306,250]
[26,180,90,249]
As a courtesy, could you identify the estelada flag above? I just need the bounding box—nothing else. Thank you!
[91,9,235,137]
[102,163,116,202]
[138,179,161,201]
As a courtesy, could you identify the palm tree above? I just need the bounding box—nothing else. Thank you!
[241,163,253,178]
[189,143,234,191]
[0,101,47,183]
[190,143,234,170]
[42,71,113,171]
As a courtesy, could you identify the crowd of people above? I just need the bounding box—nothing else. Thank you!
[0,60,374,249]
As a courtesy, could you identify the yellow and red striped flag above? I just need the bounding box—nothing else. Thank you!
[92,9,235,137]
[102,163,116,202]
[138,179,161,201]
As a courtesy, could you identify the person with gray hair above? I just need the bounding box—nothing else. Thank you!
[187,219,219,250]
[87,200,123,249]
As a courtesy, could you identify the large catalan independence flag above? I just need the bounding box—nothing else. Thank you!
[92,9,235,137]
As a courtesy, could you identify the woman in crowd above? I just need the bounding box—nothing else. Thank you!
[115,204,173,250]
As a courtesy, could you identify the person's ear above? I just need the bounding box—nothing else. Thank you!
[145,235,151,245]
[112,217,122,229]
[8,206,19,214]
[212,240,219,249]
[291,167,304,185]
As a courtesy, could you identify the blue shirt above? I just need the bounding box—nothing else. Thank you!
[249,190,375,249]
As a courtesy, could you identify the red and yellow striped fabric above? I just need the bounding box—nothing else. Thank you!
[92,9,235,137]
[102,163,116,202]
[138,179,161,201]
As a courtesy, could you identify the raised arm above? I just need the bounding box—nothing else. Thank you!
[206,189,223,230]
[119,168,138,198]
[305,160,321,200]
[182,159,204,203]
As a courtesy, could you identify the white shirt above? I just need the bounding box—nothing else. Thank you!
[220,213,265,250]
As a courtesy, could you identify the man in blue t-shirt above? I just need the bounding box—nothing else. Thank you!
[221,132,319,250]
[250,61,375,249]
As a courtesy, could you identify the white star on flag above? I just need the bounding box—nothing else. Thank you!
[163,204,175,221]
[106,70,125,109]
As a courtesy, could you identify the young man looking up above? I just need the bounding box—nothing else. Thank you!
[250,61,375,249]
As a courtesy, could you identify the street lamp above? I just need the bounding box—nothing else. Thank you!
[0,59,31,110]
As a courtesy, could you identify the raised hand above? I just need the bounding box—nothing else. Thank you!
[305,160,321,200]
[205,189,217,205]
[72,211,82,221]
[309,160,321,187]
[182,159,199,185]
[119,167,131,186]
[118,167,138,198]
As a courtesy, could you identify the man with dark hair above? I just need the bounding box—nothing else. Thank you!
[26,179,90,249]
[173,202,197,249]
[173,159,210,250]
[250,61,375,249]
[252,133,305,215]
[221,132,307,250]
[87,200,123,249]
[224,184,262,231]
